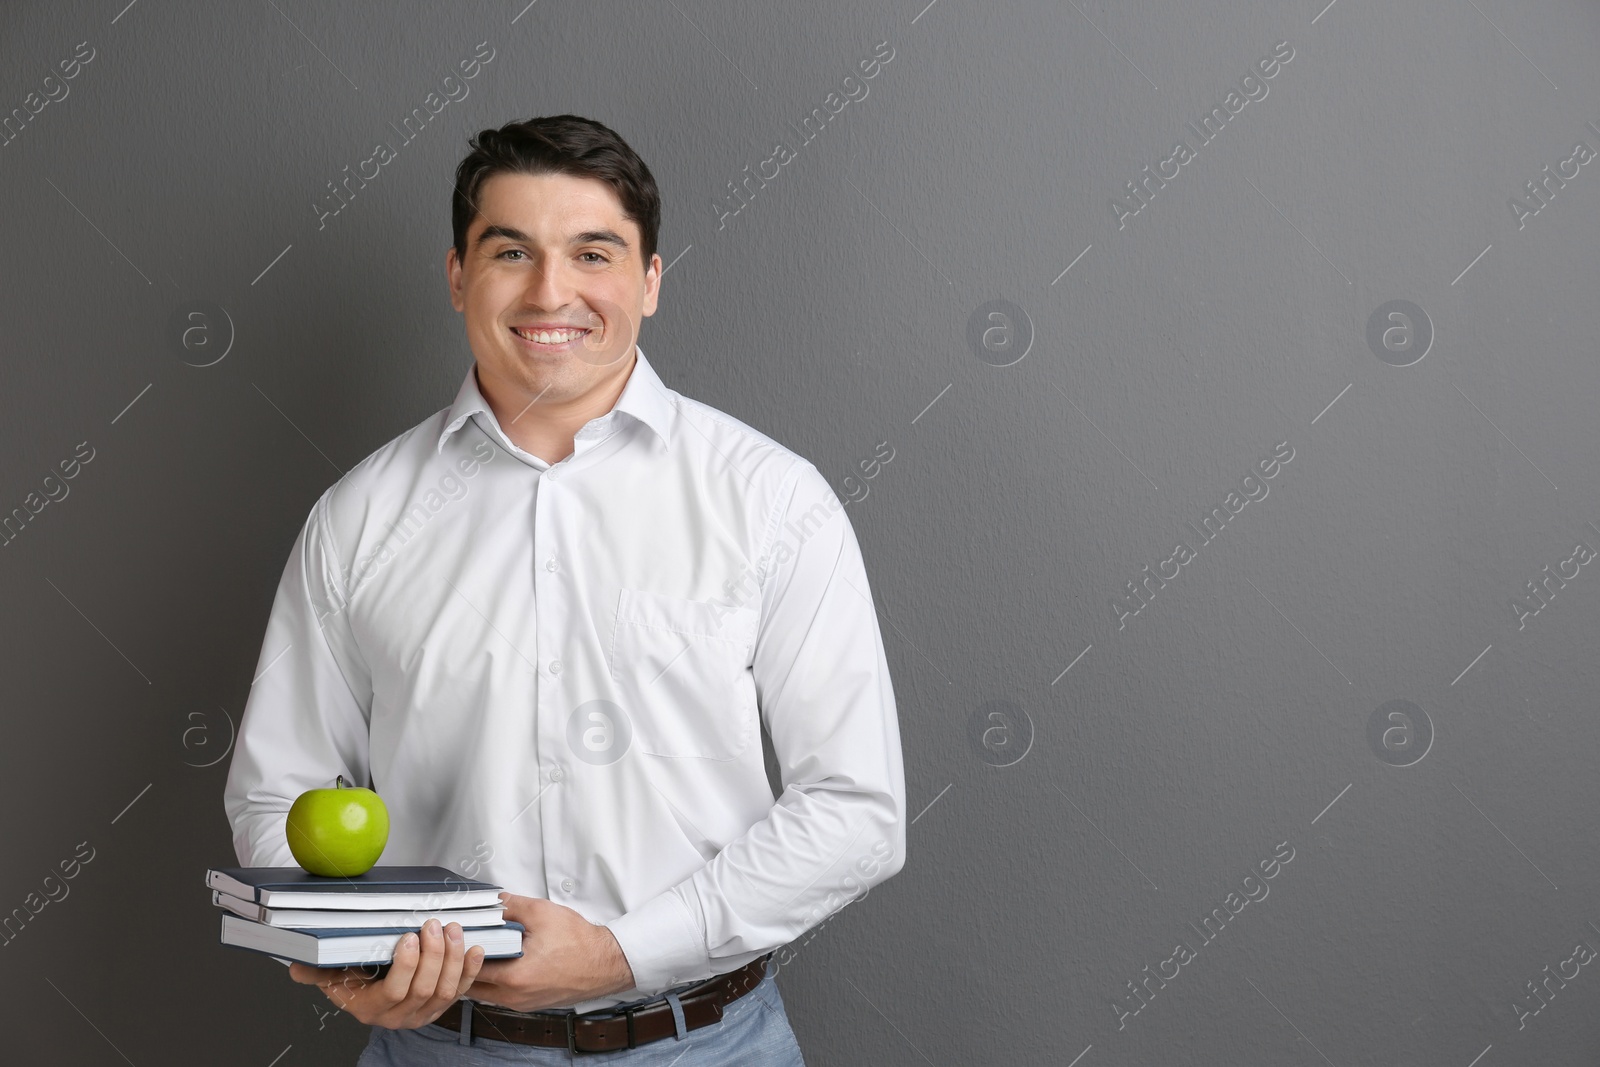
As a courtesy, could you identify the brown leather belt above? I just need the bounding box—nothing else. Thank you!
[432,953,771,1054]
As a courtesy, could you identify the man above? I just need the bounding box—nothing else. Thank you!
[222,114,906,1064]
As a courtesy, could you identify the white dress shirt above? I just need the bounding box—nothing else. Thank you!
[222,346,906,1013]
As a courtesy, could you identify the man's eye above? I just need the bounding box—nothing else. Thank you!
[497,249,525,261]
[580,252,606,264]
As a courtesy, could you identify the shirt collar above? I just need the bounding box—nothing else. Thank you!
[436,345,674,455]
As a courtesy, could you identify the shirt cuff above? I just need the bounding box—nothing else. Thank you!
[604,887,711,996]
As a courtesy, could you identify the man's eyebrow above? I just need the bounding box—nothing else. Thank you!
[573,229,630,250]
[474,224,531,247]
[473,224,630,250]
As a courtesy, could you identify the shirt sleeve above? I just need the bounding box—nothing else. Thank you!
[222,486,375,869]
[605,461,908,992]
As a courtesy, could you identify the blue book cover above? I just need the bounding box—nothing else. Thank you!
[208,865,495,895]
[220,914,525,967]
[206,866,504,909]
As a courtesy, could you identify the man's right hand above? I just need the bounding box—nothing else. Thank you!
[289,918,487,1030]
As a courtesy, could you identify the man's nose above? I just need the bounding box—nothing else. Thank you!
[525,255,574,309]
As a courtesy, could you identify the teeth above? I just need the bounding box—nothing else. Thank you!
[514,327,588,344]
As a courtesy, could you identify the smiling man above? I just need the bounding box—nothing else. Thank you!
[222,114,907,1065]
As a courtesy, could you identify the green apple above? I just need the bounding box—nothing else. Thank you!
[286,775,390,877]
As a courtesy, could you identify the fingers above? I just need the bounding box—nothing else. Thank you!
[426,921,464,1006]
[289,963,360,995]
[443,925,487,999]
[325,972,366,1012]
[408,919,448,1009]
[288,924,480,1029]
[494,892,541,925]
[378,928,423,1005]
[425,923,485,1011]
[389,920,482,1025]
[456,944,487,998]
[289,963,356,986]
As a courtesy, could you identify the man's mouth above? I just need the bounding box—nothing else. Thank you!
[510,326,592,345]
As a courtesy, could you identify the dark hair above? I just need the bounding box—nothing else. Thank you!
[451,114,661,272]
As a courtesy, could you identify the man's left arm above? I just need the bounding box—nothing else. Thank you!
[605,460,908,994]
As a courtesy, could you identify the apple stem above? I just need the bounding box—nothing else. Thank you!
[337,774,346,788]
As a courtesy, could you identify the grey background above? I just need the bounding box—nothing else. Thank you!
[1,0,1597,1063]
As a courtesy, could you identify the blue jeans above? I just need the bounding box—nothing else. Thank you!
[354,965,806,1066]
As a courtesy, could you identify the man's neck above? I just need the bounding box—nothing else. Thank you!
[477,347,637,465]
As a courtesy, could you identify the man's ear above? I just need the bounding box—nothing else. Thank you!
[446,247,465,312]
[642,253,663,317]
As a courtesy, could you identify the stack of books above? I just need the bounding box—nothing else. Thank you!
[207,865,525,967]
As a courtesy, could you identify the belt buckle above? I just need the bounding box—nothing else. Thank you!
[565,1003,641,1054]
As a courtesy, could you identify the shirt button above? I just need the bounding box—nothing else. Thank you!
[549,765,565,783]
[545,558,558,572]
[549,659,563,675]
[561,878,575,893]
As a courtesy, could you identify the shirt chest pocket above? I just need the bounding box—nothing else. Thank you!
[610,588,761,760]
